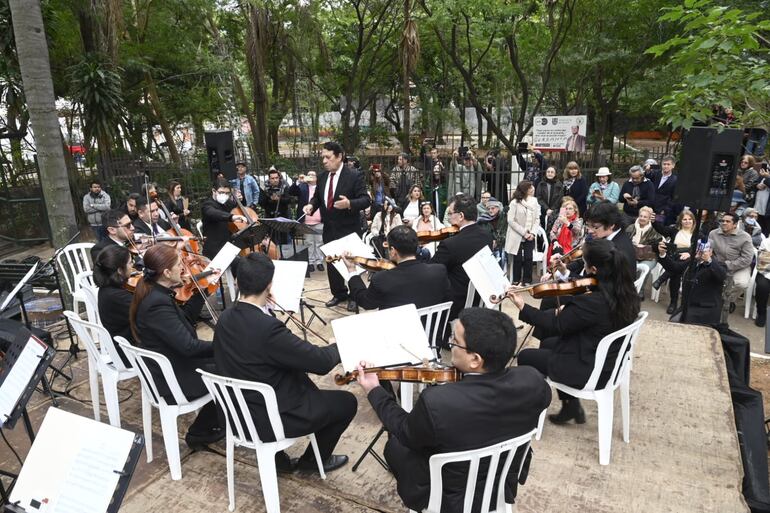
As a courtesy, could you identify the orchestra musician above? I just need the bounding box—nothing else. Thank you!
[129,244,224,450]
[302,141,371,313]
[132,197,171,237]
[344,225,451,310]
[213,252,355,473]
[201,178,248,260]
[356,308,551,512]
[430,194,494,326]
[412,201,444,257]
[164,180,191,230]
[93,244,134,366]
[512,238,640,425]
[91,209,137,262]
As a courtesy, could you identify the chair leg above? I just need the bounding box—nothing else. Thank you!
[141,389,153,463]
[596,392,615,466]
[620,376,631,444]
[159,408,183,480]
[102,372,121,428]
[535,409,546,441]
[255,446,281,513]
[227,431,236,511]
[87,358,100,422]
[308,434,326,480]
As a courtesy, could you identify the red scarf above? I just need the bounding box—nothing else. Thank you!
[547,213,578,263]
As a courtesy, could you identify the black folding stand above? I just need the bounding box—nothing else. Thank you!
[260,217,320,259]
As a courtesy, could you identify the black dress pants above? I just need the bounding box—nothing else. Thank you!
[756,274,770,319]
[293,390,357,461]
[517,338,573,401]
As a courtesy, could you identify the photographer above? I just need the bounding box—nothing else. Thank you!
[259,167,293,243]
[448,149,480,200]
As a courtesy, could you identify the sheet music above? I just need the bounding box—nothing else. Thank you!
[332,304,433,372]
[269,260,307,313]
[11,408,135,513]
[0,335,46,427]
[463,246,511,308]
[204,242,241,283]
[0,262,38,312]
[320,233,374,281]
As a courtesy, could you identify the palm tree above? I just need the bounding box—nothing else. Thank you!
[401,0,420,153]
[8,0,78,247]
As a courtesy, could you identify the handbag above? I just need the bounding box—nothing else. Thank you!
[635,245,656,261]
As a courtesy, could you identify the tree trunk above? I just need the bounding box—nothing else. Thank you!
[401,0,411,153]
[9,0,78,246]
[246,6,270,159]
[476,108,484,148]
[144,74,180,164]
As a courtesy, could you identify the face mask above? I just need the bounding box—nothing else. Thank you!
[746,218,756,226]
[216,193,229,205]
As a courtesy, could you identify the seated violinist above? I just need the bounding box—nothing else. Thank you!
[213,252,356,474]
[356,308,551,512]
[91,209,137,262]
[93,245,135,366]
[344,225,451,310]
[511,238,640,425]
[201,178,248,260]
[132,197,171,237]
[129,244,223,449]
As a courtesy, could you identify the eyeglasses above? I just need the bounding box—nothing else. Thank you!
[447,333,472,352]
[115,222,134,229]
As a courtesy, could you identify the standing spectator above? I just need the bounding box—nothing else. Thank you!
[536,166,563,229]
[448,151,480,200]
[650,156,679,225]
[164,180,191,230]
[642,158,658,180]
[230,162,260,208]
[562,162,588,216]
[423,147,443,184]
[505,181,539,285]
[367,164,391,215]
[620,165,656,219]
[753,237,770,327]
[739,208,763,247]
[746,126,768,158]
[709,212,755,324]
[753,163,770,234]
[427,162,447,219]
[390,153,420,202]
[739,155,759,206]
[83,179,111,241]
[587,167,620,207]
[478,198,507,268]
[476,190,492,218]
[291,171,324,273]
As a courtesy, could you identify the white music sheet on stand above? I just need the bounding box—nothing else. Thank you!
[320,233,374,281]
[10,407,135,513]
[269,260,307,313]
[0,262,37,312]
[204,242,241,283]
[0,335,46,427]
[332,304,432,372]
[463,246,510,308]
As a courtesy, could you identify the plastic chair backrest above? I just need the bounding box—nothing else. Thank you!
[56,243,95,295]
[582,311,648,392]
[197,369,287,444]
[417,301,453,350]
[532,225,548,259]
[425,428,538,513]
[62,310,102,365]
[114,336,189,406]
[196,220,204,238]
[64,311,132,373]
[634,264,650,294]
[76,271,100,324]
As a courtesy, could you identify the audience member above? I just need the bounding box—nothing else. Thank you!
[587,167,619,206]
[505,182,539,286]
[709,212,754,324]
[562,161,588,216]
[620,165,655,219]
[536,166,563,228]
[650,155,679,225]
[83,179,111,241]
[652,210,697,315]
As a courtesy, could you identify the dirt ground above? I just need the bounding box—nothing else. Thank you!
[751,358,770,429]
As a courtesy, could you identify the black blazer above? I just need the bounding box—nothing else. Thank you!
[651,172,678,217]
[348,259,452,311]
[90,236,122,262]
[619,179,656,217]
[134,283,213,400]
[201,197,237,259]
[681,260,727,327]
[132,217,171,237]
[430,223,494,318]
[213,302,342,441]
[565,177,588,216]
[97,285,133,367]
[308,167,371,241]
[368,367,552,512]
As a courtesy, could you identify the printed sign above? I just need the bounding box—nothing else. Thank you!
[532,115,588,152]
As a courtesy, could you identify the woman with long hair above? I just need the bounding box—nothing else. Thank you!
[93,245,134,366]
[128,244,222,449]
[413,201,444,256]
[367,164,392,215]
[511,238,641,425]
[546,198,583,263]
[563,161,588,216]
[505,181,540,285]
[401,184,424,226]
[739,154,759,206]
[651,209,697,314]
[164,180,191,230]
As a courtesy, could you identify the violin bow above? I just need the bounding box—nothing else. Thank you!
[270,299,330,345]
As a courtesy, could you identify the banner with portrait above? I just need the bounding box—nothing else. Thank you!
[532,115,588,152]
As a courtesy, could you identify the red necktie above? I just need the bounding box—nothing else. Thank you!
[326,172,336,208]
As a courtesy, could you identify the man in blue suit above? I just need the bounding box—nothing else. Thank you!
[651,155,679,225]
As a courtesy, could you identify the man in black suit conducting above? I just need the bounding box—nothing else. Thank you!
[430,194,494,323]
[302,141,371,312]
[344,225,451,310]
[213,252,356,474]
[356,308,552,512]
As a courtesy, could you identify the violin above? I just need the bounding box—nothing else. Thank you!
[334,363,459,386]
[490,277,598,303]
[228,192,280,259]
[324,255,396,272]
[417,225,458,243]
[124,268,218,304]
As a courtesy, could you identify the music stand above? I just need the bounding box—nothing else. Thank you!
[0,326,56,502]
[260,217,320,259]
[229,221,270,253]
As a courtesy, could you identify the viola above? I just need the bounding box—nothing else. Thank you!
[490,277,598,303]
[417,225,458,243]
[324,255,396,272]
[334,363,459,386]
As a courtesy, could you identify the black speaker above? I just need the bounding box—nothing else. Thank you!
[674,127,743,211]
[204,130,236,180]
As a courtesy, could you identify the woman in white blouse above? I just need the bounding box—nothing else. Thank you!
[412,201,444,256]
[400,185,424,226]
[505,181,540,285]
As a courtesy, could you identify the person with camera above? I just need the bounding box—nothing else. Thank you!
[448,150,480,200]
[619,165,656,219]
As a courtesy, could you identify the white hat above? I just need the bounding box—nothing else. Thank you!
[595,167,611,177]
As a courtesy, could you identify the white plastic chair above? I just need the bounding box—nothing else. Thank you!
[545,311,648,465]
[63,311,138,428]
[56,242,95,314]
[197,370,326,512]
[76,271,100,324]
[649,263,664,303]
[409,427,539,513]
[634,263,650,294]
[400,301,454,412]
[464,282,501,311]
[114,336,212,480]
[529,225,548,280]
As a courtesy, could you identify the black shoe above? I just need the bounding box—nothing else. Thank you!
[548,400,586,425]
[275,451,298,474]
[297,454,348,473]
[756,315,767,328]
[347,300,358,313]
[666,302,677,315]
[652,276,667,290]
[307,263,315,273]
[729,302,736,314]
[185,427,225,450]
[317,263,324,271]
[325,297,345,307]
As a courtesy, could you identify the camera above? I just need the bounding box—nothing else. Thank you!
[346,155,361,169]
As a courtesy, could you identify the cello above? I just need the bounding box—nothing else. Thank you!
[228,191,280,259]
